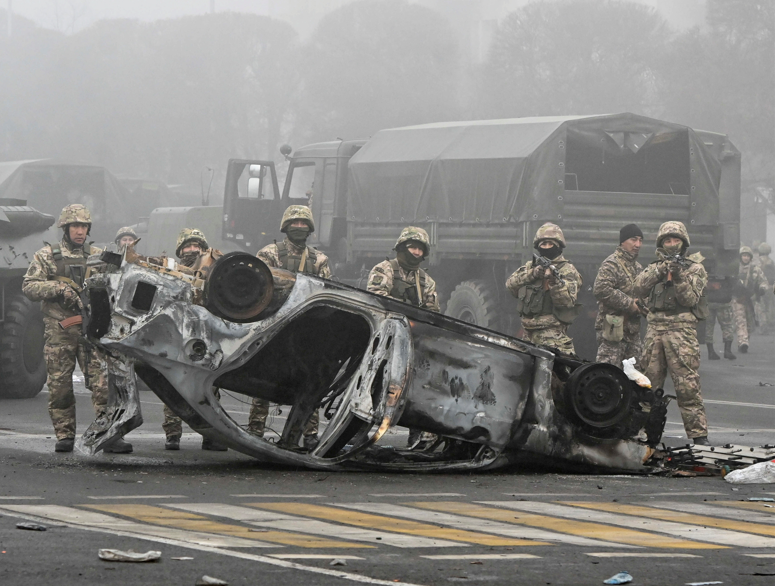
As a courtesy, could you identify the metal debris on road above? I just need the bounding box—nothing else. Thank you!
[603,571,633,584]
[758,382,773,387]
[747,497,775,502]
[15,522,47,531]
[330,559,348,566]
[685,582,723,585]
[98,549,162,562]
[195,576,228,586]
[662,444,775,476]
[171,557,194,561]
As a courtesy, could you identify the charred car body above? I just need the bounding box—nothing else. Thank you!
[80,249,669,473]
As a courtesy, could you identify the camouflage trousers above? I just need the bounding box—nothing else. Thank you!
[755,293,775,334]
[595,329,642,369]
[523,325,575,355]
[705,302,735,344]
[732,299,756,346]
[248,398,319,438]
[43,316,108,440]
[640,323,708,439]
[162,388,221,440]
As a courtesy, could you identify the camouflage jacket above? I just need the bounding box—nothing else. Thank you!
[593,247,643,333]
[23,238,103,321]
[634,256,707,326]
[256,237,331,279]
[736,261,769,300]
[366,259,440,312]
[506,254,582,330]
[759,255,775,285]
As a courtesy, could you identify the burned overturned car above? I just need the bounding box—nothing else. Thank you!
[79,250,669,472]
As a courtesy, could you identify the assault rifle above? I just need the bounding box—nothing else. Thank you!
[532,253,565,286]
[656,249,691,268]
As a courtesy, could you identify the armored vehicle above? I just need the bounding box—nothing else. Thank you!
[221,113,741,359]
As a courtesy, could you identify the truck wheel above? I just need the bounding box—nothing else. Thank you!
[445,280,500,330]
[0,293,47,399]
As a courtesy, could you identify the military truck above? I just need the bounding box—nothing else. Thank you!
[0,199,55,398]
[220,113,740,359]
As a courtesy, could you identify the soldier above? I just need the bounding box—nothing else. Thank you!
[163,228,227,451]
[114,227,138,251]
[247,206,331,450]
[732,246,769,353]
[368,226,439,448]
[634,221,710,445]
[22,204,132,453]
[506,223,582,354]
[593,223,647,368]
[704,267,737,361]
[756,243,775,334]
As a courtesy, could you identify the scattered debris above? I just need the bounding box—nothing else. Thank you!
[663,444,775,476]
[248,528,269,532]
[16,522,47,531]
[725,461,775,484]
[686,582,723,585]
[330,559,348,566]
[98,549,162,562]
[469,561,483,565]
[758,382,773,387]
[747,497,775,502]
[603,571,633,584]
[195,576,228,586]
[171,557,195,561]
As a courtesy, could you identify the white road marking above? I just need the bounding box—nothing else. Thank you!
[232,494,324,498]
[87,495,187,500]
[267,555,365,560]
[0,506,423,586]
[171,503,464,548]
[0,496,44,500]
[704,399,775,410]
[336,503,634,548]
[0,505,274,548]
[502,493,588,497]
[585,553,701,558]
[484,501,775,548]
[631,492,726,497]
[369,493,465,497]
[649,502,775,525]
[745,553,775,558]
[420,554,539,560]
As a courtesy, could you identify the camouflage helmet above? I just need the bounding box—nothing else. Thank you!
[395,226,430,256]
[175,228,209,258]
[58,204,92,228]
[758,242,772,255]
[656,221,690,248]
[280,205,315,234]
[533,222,566,248]
[114,226,137,245]
[739,245,754,257]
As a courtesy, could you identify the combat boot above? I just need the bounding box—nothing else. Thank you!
[165,436,180,450]
[303,435,320,451]
[55,438,74,453]
[723,341,737,360]
[706,343,720,360]
[692,436,711,446]
[104,437,133,454]
[739,343,749,353]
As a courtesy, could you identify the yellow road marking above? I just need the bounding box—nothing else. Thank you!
[410,502,716,549]
[564,502,775,537]
[85,504,370,549]
[714,501,775,515]
[249,503,545,547]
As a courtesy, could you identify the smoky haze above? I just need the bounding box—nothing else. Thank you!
[0,0,773,242]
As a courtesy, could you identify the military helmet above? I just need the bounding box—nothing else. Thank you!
[175,228,209,258]
[758,242,772,255]
[114,226,137,245]
[739,245,754,257]
[395,226,430,256]
[656,221,690,248]
[58,204,92,228]
[533,222,566,248]
[280,205,315,234]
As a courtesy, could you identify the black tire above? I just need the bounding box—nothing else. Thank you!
[0,292,47,399]
[444,280,500,330]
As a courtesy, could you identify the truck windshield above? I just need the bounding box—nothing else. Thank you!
[285,161,317,203]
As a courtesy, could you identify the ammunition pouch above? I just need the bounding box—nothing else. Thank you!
[602,314,625,342]
[691,295,709,321]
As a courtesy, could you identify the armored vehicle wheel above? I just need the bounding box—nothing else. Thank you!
[0,292,47,399]
[445,280,500,330]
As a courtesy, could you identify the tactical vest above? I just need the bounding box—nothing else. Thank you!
[646,260,708,320]
[277,240,317,274]
[515,259,580,324]
[49,242,93,292]
[389,259,427,307]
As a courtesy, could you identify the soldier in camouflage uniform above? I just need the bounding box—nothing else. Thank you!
[115,226,138,251]
[248,206,330,450]
[704,263,737,361]
[732,246,769,353]
[593,223,647,368]
[756,243,775,334]
[368,226,439,448]
[22,204,132,453]
[506,223,582,354]
[163,228,227,451]
[634,221,710,445]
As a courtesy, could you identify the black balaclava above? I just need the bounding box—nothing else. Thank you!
[536,240,562,260]
[396,244,423,271]
[286,225,310,247]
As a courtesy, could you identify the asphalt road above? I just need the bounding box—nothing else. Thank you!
[1,332,773,586]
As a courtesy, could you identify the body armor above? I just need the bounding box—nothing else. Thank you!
[277,240,318,274]
[646,259,708,319]
[515,259,579,324]
[388,259,427,306]
[49,242,93,291]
